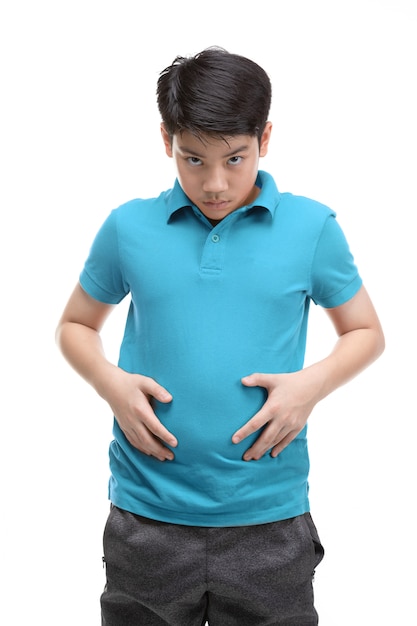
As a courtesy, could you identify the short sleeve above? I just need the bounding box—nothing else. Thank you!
[79,209,129,304]
[310,214,362,308]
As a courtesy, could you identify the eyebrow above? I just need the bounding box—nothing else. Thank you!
[177,144,250,159]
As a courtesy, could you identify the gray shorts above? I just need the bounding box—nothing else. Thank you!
[101,506,324,625]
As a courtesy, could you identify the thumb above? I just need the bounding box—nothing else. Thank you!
[140,375,173,403]
[241,372,267,387]
[152,385,173,403]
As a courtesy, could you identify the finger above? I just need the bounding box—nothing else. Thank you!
[140,405,178,449]
[124,422,176,462]
[241,372,270,388]
[244,429,297,462]
[270,433,295,458]
[141,376,173,404]
[241,424,286,461]
[232,409,269,445]
[136,376,177,447]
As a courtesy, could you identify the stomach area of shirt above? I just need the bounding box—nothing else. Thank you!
[152,379,267,464]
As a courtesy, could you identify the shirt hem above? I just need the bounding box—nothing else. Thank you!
[108,495,310,527]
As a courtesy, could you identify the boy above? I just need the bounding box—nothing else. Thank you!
[56,47,385,625]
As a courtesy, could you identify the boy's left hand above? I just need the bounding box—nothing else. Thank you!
[232,371,317,460]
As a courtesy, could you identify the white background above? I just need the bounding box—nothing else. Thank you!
[1,0,415,623]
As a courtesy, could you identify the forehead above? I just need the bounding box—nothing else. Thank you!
[173,131,257,157]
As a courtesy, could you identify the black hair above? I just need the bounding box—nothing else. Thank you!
[156,46,272,143]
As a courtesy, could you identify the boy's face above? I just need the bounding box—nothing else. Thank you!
[161,123,272,225]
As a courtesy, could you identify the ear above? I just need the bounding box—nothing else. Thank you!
[160,123,173,157]
[259,121,272,157]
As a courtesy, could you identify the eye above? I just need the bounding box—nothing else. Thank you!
[187,157,202,166]
[228,156,243,165]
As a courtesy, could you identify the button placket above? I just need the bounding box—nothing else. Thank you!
[200,229,225,273]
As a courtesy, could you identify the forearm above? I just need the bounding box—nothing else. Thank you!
[304,326,384,404]
[55,321,119,399]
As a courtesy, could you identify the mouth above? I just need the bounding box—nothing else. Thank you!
[203,200,229,210]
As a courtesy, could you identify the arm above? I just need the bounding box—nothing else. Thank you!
[55,283,178,461]
[232,285,385,460]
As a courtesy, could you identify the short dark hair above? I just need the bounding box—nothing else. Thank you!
[156,47,272,143]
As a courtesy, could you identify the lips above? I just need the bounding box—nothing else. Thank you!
[203,200,229,209]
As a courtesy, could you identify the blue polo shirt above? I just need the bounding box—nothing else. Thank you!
[80,170,362,526]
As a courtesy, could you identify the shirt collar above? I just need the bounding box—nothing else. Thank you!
[165,170,281,223]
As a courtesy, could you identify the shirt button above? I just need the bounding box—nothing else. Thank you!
[211,234,220,243]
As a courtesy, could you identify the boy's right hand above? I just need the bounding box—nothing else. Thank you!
[103,368,177,461]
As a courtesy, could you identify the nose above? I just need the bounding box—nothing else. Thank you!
[202,167,228,194]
